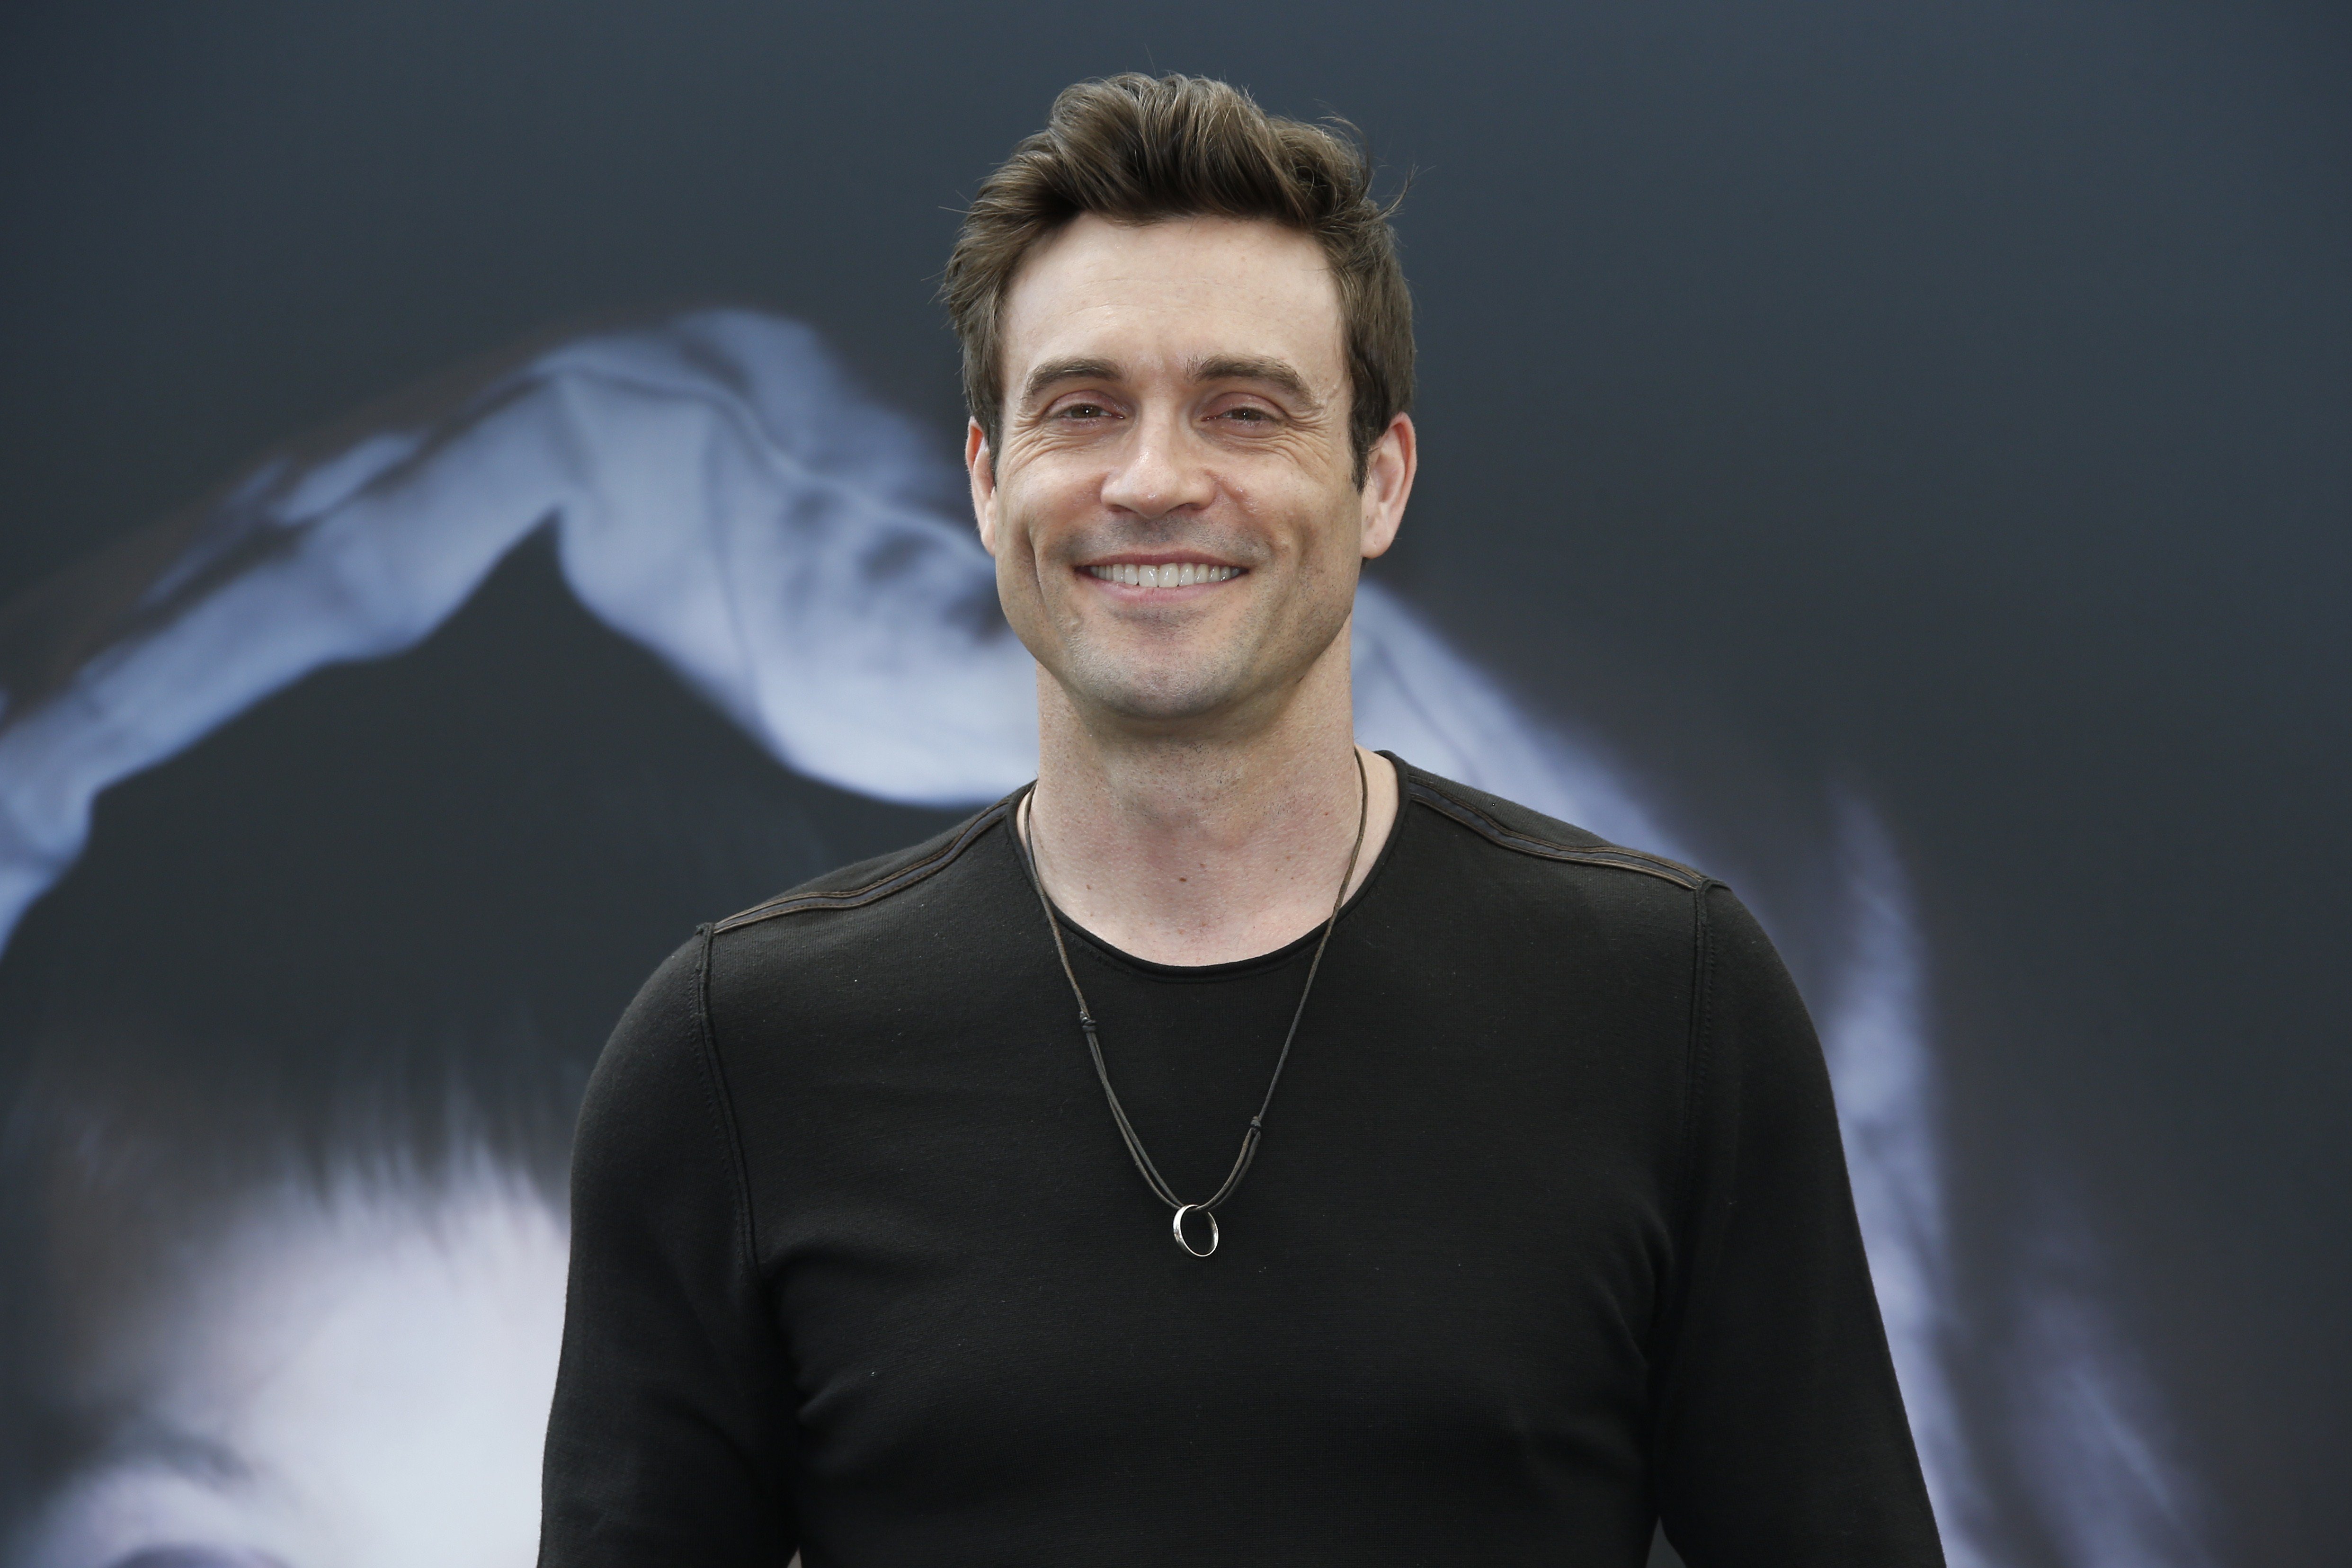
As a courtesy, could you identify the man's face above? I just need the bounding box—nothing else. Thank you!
[970,214,1414,730]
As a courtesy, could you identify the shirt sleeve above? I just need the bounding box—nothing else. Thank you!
[1648,882,1945,1566]
[539,929,798,1567]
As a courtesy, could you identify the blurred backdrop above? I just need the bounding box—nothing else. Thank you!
[0,3,2345,1566]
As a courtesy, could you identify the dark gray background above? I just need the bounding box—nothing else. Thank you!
[1,1,2344,1560]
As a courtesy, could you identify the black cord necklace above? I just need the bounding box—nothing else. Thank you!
[1016,751,1370,1257]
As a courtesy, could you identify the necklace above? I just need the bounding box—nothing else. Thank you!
[1016,751,1370,1257]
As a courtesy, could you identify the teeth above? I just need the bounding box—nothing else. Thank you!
[1085,564,1241,586]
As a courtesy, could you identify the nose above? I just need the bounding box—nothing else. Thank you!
[1098,407,1215,522]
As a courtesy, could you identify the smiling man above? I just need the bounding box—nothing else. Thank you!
[540,75,1944,1567]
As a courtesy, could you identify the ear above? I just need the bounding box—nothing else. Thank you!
[1357,412,1417,560]
[966,419,999,556]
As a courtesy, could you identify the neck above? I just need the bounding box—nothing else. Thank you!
[1022,625,1400,966]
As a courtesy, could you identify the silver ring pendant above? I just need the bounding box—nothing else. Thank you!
[1171,1203,1219,1257]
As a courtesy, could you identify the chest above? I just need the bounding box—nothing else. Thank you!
[733,935,1688,1493]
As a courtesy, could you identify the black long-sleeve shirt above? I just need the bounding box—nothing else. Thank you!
[540,758,1943,1567]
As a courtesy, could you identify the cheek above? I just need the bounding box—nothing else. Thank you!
[1234,480,1359,568]
[986,467,1060,559]
[1006,470,1112,573]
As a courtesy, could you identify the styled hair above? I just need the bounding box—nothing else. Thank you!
[942,73,1413,480]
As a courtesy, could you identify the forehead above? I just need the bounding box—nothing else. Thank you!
[999,214,1345,386]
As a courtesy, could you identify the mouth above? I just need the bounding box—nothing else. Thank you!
[1080,559,1244,589]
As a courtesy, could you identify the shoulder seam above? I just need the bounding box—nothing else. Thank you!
[1674,879,1720,1257]
[1644,875,1722,1470]
[1404,778,1704,889]
[712,797,1016,934]
[689,923,763,1286]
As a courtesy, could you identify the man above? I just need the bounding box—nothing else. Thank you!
[541,74,1943,1566]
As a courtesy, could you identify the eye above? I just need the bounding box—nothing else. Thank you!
[1051,400,1115,421]
[1212,404,1276,426]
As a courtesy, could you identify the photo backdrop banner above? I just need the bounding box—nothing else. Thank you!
[1,4,2343,1565]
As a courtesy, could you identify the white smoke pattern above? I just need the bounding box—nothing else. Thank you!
[0,310,2195,1564]
[2005,1212,2214,1567]
[1817,801,1983,1559]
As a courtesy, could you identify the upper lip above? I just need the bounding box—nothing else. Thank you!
[1078,553,1241,568]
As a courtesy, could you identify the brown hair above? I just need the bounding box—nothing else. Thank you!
[943,73,1413,481]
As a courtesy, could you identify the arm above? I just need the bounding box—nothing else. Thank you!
[539,931,797,1566]
[1649,883,1944,1565]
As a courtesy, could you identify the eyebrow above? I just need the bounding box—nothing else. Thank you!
[1187,355,1319,408]
[1020,357,1121,408]
[1016,354,1324,411]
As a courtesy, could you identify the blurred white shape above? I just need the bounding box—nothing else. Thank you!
[13,1168,567,1568]
[0,312,1038,956]
[1817,800,1987,1564]
[2006,1216,2213,1568]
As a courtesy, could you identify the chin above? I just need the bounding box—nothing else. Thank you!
[1051,612,1345,729]
[1063,658,1259,726]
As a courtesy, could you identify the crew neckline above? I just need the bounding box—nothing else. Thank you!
[1007,750,1417,982]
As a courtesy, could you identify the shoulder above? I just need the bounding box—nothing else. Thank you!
[1391,761,1791,1027]
[684,794,1030,1097]
[1390,758,1735,971]
[1396,759,1708,895]
[1394,765,1800,1029]
[696,792,1026,1007]
[576,930,732,1175]
[712,792,1021,935]
[1390,759,1719,968]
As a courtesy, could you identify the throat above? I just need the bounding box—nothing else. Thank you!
[1017,748,1392,968]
